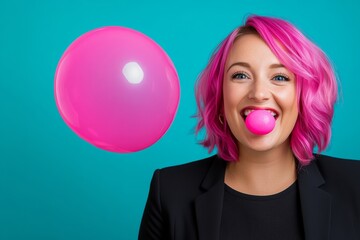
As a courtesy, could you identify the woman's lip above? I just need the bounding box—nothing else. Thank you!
[240,107,279,120]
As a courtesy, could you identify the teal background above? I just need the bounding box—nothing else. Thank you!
[1,0,359,239]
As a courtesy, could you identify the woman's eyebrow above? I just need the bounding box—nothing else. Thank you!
[226,62,250,72]
[269,63,285,69]
[226,62,286,73]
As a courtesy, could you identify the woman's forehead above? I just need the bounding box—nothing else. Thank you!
[226,34,283,69]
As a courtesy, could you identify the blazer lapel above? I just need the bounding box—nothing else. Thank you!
[298,159,332,240]
[195,156,226,240]
[194,155,332,240]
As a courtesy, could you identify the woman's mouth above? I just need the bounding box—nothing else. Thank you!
[241,107,278,121]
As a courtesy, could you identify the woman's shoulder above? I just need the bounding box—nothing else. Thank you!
[148,155,223,204]
[312,154,360,191]
[314,154,360,173]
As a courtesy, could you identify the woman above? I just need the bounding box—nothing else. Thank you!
[139,15,360,240]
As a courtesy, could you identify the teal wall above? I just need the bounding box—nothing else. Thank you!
[1,0,359,239]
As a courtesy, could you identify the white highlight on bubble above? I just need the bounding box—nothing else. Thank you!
[122,62,144,84]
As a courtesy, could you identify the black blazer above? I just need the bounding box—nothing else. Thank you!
[139,155,360,240]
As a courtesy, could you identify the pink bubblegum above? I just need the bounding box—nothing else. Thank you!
[245,110,276,135]
[55,27,180,153]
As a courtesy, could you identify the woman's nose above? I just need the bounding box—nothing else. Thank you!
[247,80,271,102]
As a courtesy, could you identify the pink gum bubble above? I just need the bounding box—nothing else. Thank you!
[245,110,276,135]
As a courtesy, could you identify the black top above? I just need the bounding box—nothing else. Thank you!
[139,154,360,240]
[220,181,304,240]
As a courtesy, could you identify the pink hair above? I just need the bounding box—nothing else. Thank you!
[195,15,338,165]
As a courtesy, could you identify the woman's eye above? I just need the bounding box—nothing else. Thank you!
[272,75,289,81]
[232,72,249,79]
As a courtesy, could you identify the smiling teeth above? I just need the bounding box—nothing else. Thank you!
[244,109,254,117]
[243,109,277,117]
[267,110,277,117]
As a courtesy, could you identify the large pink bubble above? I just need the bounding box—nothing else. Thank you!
[245,110,275,135]
[55,27,180,153]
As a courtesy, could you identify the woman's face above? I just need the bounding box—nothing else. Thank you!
[223,33,298,153]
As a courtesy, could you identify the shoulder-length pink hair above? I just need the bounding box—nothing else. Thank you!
[195,15,338,165]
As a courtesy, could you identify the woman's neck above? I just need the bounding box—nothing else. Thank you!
[225,143,297,196]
